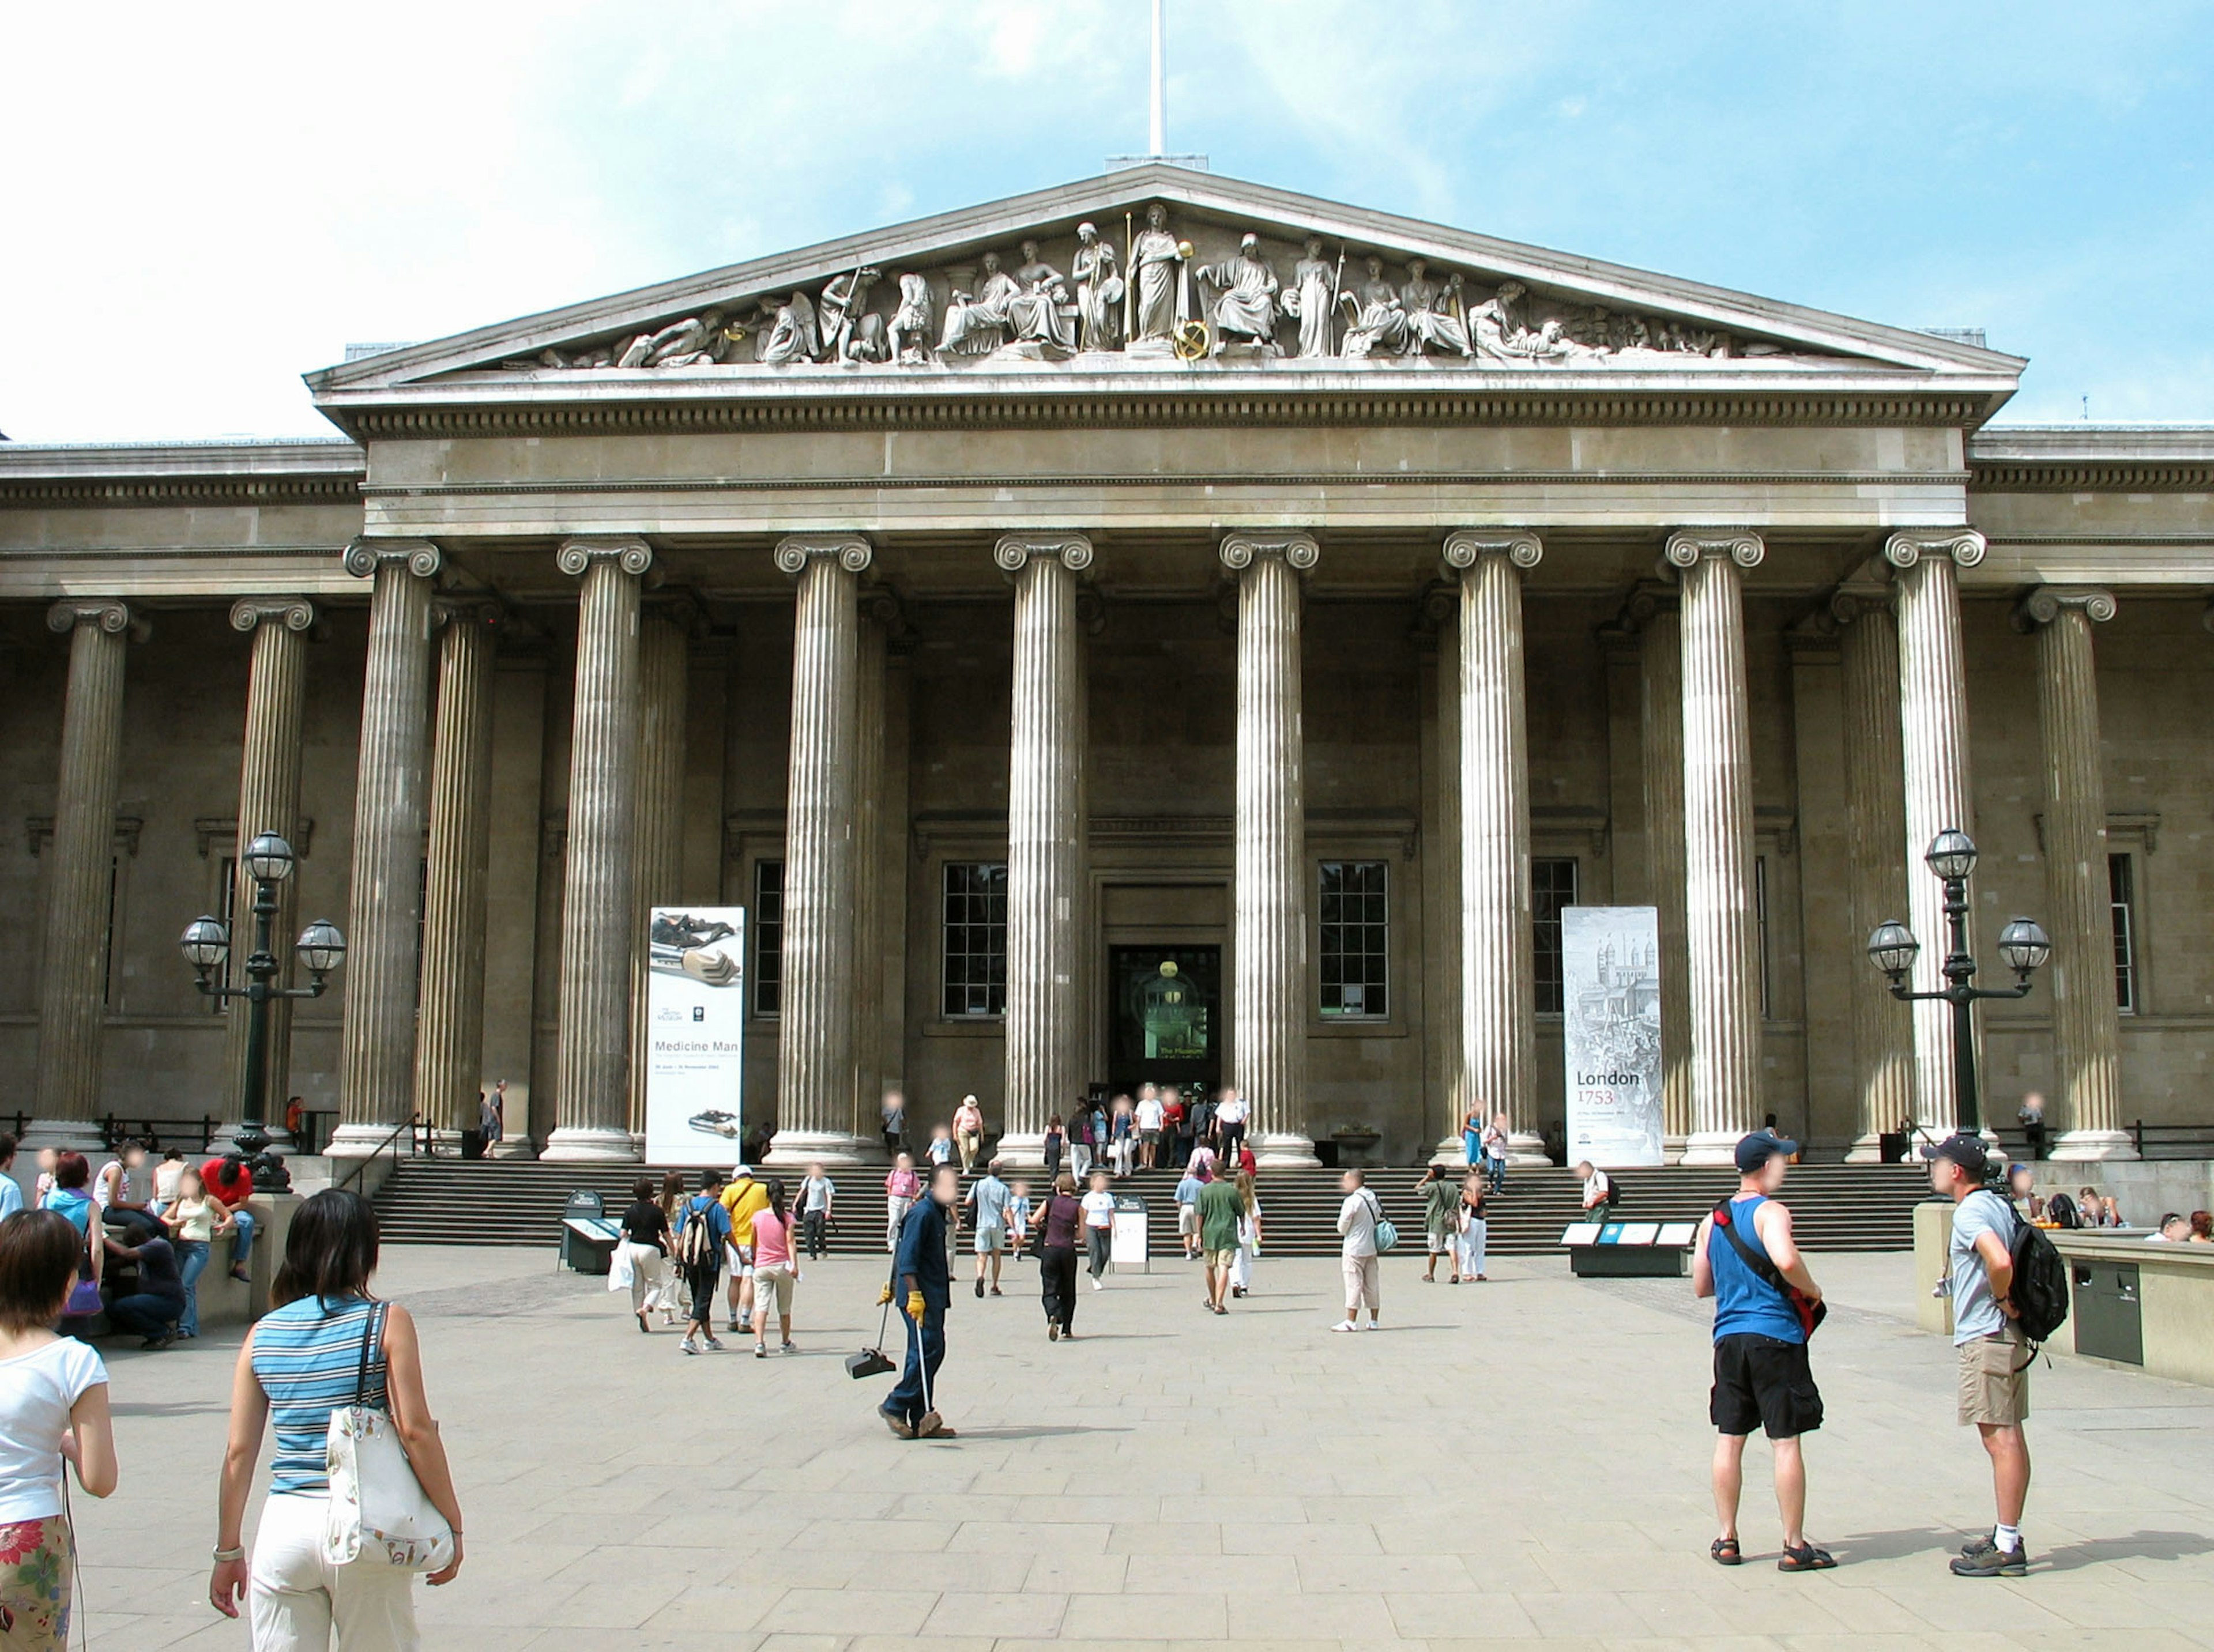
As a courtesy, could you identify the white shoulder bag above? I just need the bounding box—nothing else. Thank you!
[322,1302,455,1572]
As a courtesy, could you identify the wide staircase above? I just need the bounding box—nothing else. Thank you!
[371,1158,1932,1255]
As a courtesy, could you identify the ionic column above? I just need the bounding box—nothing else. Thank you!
[413,599,500,1140]
[1665,531,1765,1164]
[2023,586,2133,1160]
[1635,594,1695,1158]
[627,602,691,1137]
[1886,529,1985,1134]
[543,538,651,1163]
[224,598,315,1142]
[1423,586,1465,1161]
[1221,533,1318,1166]
[767,535,877,1165]
[1447,531,1547,1163]
[333,541,440,1153]
[848,599,890,1148]
[1834,595,1916,1160]
[997,534,1093,1165]
[29,599,142,1147]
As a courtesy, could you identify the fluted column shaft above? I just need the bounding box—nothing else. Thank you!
[225,599,315,1136]
[2026,588,2132,1159]
[849,606,889,1145]
[627,607,690,1137]
[414,603,499,1138]
[31,601,138,1142]
[335,544,440,1147]
[1667,533,1765,1163]
[1888,531,1983,1133]
[769,535,876,1164]
[1637,603,1695,1153]
[999,536,1092,1162]
[544,540,650,1162]
[1836,600,1917,1157]
[1427,598,1464,1157]
[1222,534,1317,1166]
[1449,532,1545,1160]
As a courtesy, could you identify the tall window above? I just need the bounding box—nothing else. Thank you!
[212,854,238,1014]
[103,856,122,1009]
[1754,855,1774,1019]
[1318,861,1388,1017]
[2110,853,2138,1014]
[1532,857,1579,1014]
[942,862,1008,1018]
[752,859,785,1017]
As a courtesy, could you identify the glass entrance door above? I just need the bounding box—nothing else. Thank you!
[1108,946,1221,1096]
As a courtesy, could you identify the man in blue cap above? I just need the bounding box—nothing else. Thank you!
[1691,1130,1833,1572]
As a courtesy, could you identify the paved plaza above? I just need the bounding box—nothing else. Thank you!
[67,1242,2214,1650]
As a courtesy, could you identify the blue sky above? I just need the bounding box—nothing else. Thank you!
[5,0,2209,439]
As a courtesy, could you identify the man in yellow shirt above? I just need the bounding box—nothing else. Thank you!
[720,1164,771,1333]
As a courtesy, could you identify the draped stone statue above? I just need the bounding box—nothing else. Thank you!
[1341,257,1411,358]
[1071,222,1124,352]
[1400,260,1473,357]
[1196,232,1281,356]
[1008,240,1076,353]
[887,273,934,365]
[617,311,732,368]
[938,253,1019,356]
[1281,237,1338,359]
[817,267,884,363]
[1126,203,1186,353]
[755,291,819,365]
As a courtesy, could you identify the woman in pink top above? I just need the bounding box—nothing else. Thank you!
[748,1179,797,1359]
[884,1153,920,1253]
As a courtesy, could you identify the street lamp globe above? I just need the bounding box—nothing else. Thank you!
[1924,828,1978,882]
[295,919,347,977]
[1997,916,2053,976]
[179,915,230,971]
[1866,919,1919,979]
[243,831,295,885]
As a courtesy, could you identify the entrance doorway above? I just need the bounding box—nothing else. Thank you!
[1107,946,1221,1097]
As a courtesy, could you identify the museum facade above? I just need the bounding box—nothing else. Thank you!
[1,167,2207,1166]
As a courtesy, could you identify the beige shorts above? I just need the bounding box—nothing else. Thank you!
[1204,1248,1238,1270]
[1177,1208,1199,1236]
[754,1263,795,1316]
[1957,1332,2030,1427]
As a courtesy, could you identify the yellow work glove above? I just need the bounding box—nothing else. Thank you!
[876,1284,893,1306]
[905,1291,927,1321]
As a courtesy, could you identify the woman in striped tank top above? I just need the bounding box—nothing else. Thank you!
[209,1190,465,1649]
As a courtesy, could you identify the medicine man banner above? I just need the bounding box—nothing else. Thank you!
[642,908,748,1165]
[1560,905,1664,1167]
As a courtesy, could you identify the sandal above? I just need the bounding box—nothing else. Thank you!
[1778,1543,1837,1573]
[1711,1537,1743,1566]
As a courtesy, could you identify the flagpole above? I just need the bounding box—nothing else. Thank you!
[1149,0,1166,157]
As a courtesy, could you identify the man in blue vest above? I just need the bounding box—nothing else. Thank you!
[880,1160,959,1439]
[1692,1131,1834,1572]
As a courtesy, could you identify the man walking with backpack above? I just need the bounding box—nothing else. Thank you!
[1691,1133,1833,1572]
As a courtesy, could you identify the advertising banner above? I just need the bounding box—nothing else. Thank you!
[1560,905,1664,1167]
[642,907,748,1166]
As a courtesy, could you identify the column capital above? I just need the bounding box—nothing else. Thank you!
[342,537,442,580]
[994,532,1094,574]
[2016,584,2117,629]
[1882,527,1986,571]
[774,534,872,576]
[556,537,652,578]
[46,598,145,640]
[1443,530,1542,571]
[1663,530,1764,571]
[229,596,316,635]
[1828,584,1892,628]
[1219,531,1319,572]
[430,595,506,631]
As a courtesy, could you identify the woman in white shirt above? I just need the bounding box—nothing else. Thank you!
[0,1209,120,1647]
[1080,1171,1117,1289]
[1231,1173,1263,1299]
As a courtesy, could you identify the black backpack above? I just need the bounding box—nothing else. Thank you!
[1996,1193,2070,1349]
[2043,1191,2081,1229]
[1602,1172,1624,1207]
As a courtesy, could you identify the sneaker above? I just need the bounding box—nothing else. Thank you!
[705,1336,726,1352]
[754,1344,768,1359]
[1362,1320,1380,1331]
[1951,1540,2027,1578]
[140,1334,175,1351]
[1090,1279,1104,1292]
[781,1340,796,1353]
[1957,1531,1999,1559]
[680,1341,701,1356]
[1331,1320,1359,1333]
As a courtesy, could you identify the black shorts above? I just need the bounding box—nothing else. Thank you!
[1711,1333,1823,1439]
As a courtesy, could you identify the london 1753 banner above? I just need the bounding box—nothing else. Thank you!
[642,907,748,1166]
[1560,905,1665,1167]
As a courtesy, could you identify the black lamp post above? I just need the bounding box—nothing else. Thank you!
[1865,827,2051,1135]
[179,832,347,1192]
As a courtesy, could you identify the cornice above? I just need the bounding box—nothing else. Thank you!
[1970,460,2214,492]
[0,440,364,506]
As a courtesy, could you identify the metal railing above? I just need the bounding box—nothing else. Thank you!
[2129,1121,2214,1160]
[336,1114,426,1193]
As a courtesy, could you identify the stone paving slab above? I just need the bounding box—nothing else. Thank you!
[61,1244,2214,1649]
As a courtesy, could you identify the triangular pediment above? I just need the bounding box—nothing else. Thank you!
[308,165,2020,403]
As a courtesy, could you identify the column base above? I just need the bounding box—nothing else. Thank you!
[1663,1134,1689,1166]
[1506,1131,1552,1168]
[16,1119,108,1153]
[1843,1131,1887,1165]
[539,1126,641,1164]
[319,1122,419,1161]
[993,1132,1048,1170]
[2047,1128,2140,1163]
[763,1129,883,1168]
[1680,1131,1745,1167]
[1431,1136,1478,1168]
[1251,1131,1319,1168]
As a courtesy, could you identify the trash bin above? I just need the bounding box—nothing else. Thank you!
[1109,1194,1149,1273]
[1878,1131,1908,1164]
[2072,1259,2144,1365]
[460,1129,485,1161]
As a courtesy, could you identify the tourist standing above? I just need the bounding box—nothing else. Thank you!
[2017,1092,2047,1161]
[1068,1109,1093,1179]
[1174,1163,1206,1259]
[1197,1167,1245,1314]
[799,1164,835,1261]
[1034,1173,1084,1340]
[884,1153,920,1253]
[615,1175,670,1335]
[1456,1171,1489,1283]
[1042,1115,1065,1181]
[655,1171,690,1326]
[748,1178,798,1358]
[880,1089,906,1156]
[1462,1106,1485,1171]
[1927,1134,2035,1577]
[1418,1164,1460,1284]
[209,1189,464,1640]
[1481,1112,1509,1193]
[719,1165,768,1335]
[952,1096,984,1174]
[925,1125,956,1171]
[1135,1086,1165,1171]
[675,1171,731,1355]
[1109,1095,1137,1178]
[1081,1169,1116,1289]
[0,1209,118,1647]
[159,1165,231,1340]
[1231,1172,1263,1298]
[1166,1088,1192,1168]
[966,1160,1013,1298]
[879,1162,958,1439]
[1691,1133,1833,1571]
[1333,1168,1383,1332]
[1214,1088,1248,1164]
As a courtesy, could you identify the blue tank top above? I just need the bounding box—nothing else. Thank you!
[251,1295,386,1495]
[1710,1195,1805,1344]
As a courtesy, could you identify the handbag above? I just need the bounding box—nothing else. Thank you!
[323,1303,455,1572]
[1368,1194,1399,1254]
[64,1220,100,1317]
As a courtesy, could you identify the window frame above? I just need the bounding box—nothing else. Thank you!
[1531,856,1579,1016]
[940,860,1009,1020]
[751,857,785,1019]
[2109,851,2138,1016]
[1316,859,1390,1020]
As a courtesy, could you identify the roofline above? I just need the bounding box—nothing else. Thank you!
[0,438,364,506]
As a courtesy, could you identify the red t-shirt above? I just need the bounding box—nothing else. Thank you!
[201,1159,252,1206]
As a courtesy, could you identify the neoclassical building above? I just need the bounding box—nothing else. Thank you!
[1,168,2207,1166]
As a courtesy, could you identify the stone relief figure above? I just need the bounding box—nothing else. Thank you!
[887,273,935,365]
[1400,261,1473,357]
[1195,232,1282,355]
[1071,222,1124,351]
[754,289,820,365]
[1341,256,1411,358]
[817,267,884,363]
[1008,240,1076,352]
[1125,203,1188,351]
[1281,236,1339,359]
[615,310,732,368]
[937,252,1019,356]
[1470,280,1535,361]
